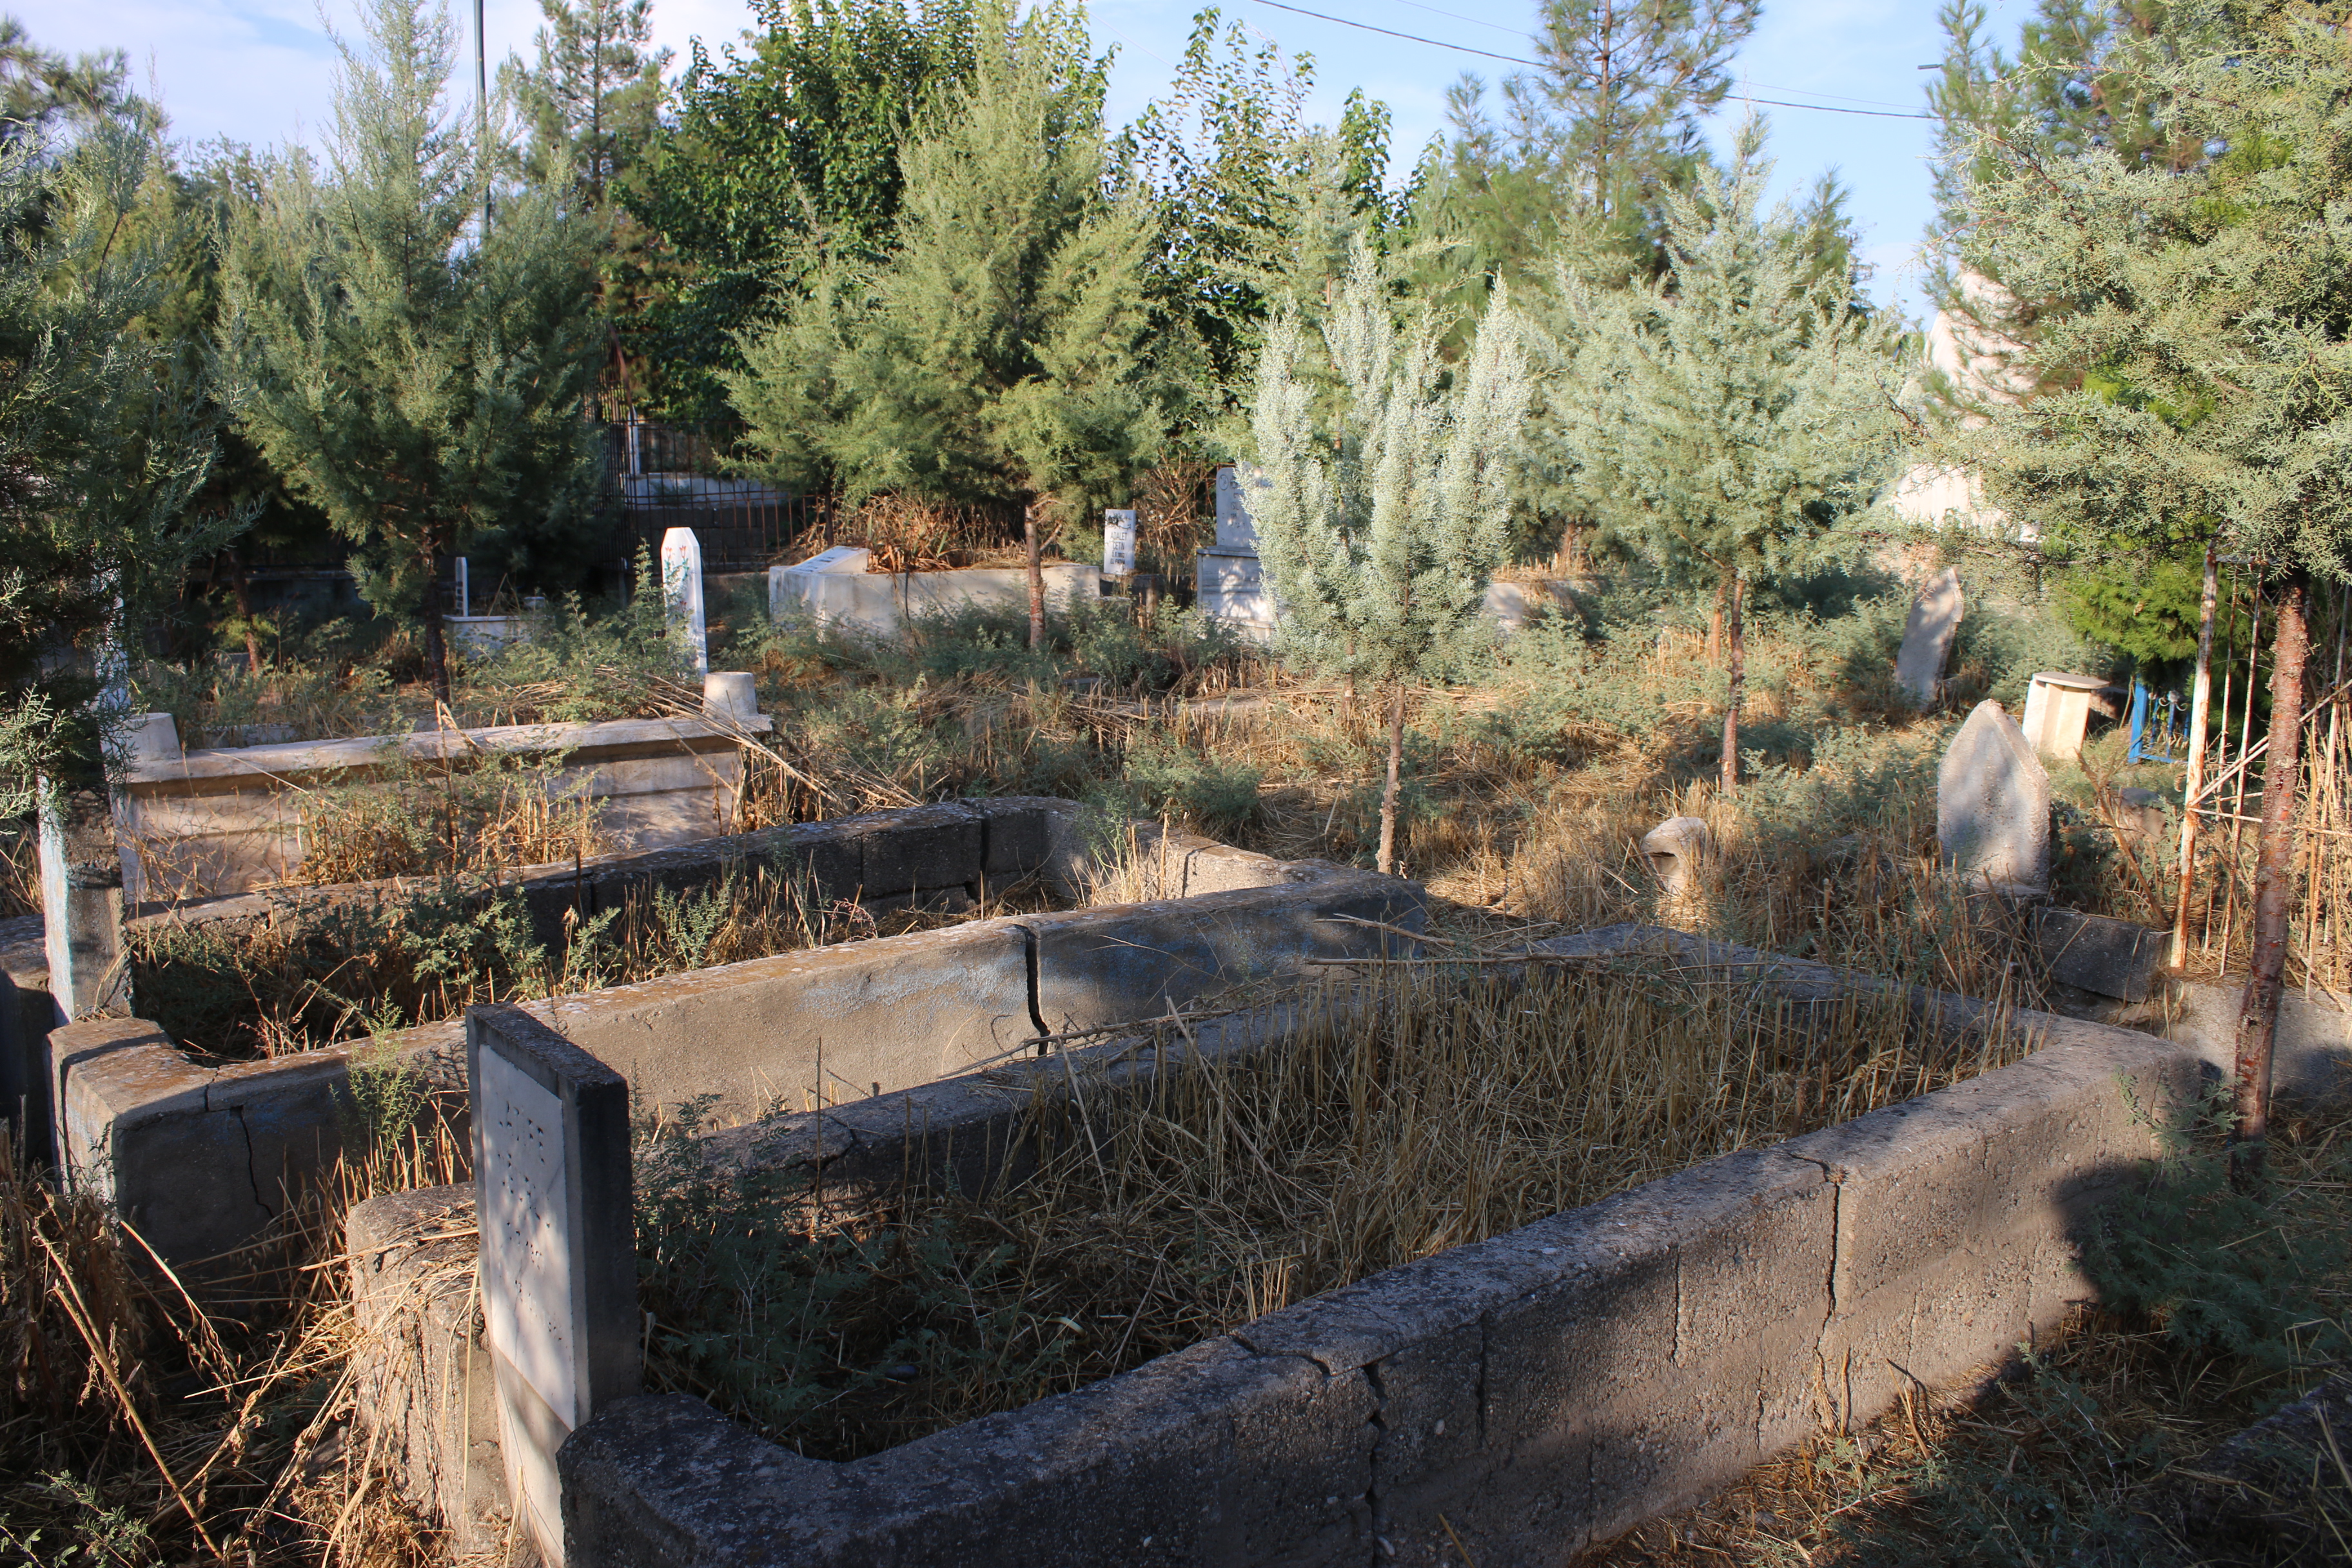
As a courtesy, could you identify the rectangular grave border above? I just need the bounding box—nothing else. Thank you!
[44,798,1426,1272]
[346,923,2239,1565]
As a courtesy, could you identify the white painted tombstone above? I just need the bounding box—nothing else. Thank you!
[660,527,707,676]
[470,1004,637,1567]
[1937,699,2051,892]
[454,556,471,618]
[1102,508,1138,578]
[2019,671,2111,763]
[1894,567,1965,708]
[1200,465,1277,638]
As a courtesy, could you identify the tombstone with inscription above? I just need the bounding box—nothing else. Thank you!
[1199,464,1278,639]
[660,527,707,676]
[1102,508,1137,578]
[469,1004,637,1567]
[1894,567,1964,708]
[1937,699,2050,892]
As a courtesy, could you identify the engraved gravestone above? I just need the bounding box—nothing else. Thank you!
[470,1004,636,1567]
[1895,567,1964,708]
[1937,699,2050,892]
[1102,508,1137,577]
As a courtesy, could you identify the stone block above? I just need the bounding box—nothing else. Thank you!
[2037,908,2164,1002]
[39,782,128,1019]
[1025,877,1425,1035]
[976,798,1052,881]
[349,1184,509,1552]
[469,1004,638,1567]
[2167,982,2352,1106]
[853,802,984,899]
[1640,817,1710,896]
[1938,699,2050,890]
[1895,567,1964,707]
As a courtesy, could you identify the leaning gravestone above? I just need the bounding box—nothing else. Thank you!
[1937,699,2050,892]
[660,526,707,676]
[1895,567,1965,708]
[469,1004,637,1567]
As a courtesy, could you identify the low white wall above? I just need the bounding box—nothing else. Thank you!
[769,547,1101,638]
[115,678,771,899]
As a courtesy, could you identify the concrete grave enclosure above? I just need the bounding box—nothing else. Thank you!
[113,672,772,901]
[342,923,2327,1567]
[769,547,1103,639]
[42,796,1426,1273]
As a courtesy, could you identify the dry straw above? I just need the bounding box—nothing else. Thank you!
[642,958,2029,1461]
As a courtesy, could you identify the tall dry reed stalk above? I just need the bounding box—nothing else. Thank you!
[641,959,2029,1462]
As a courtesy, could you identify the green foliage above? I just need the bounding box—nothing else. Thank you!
[727,0,1182,534]
[1115,12,1393,397]
[0,104,236,805]
[1119,735,1262,835]
[220,0,608,697]
[504,0,670,203]
[623,0,980,418]
[1945,5,2352,583]
[0,1472,157,1566]
[1248,239,1532,689]
[2053,553,2228,671]
[2082,1090,2351,1373]
[1546,122,1907,598]
[334,1027,431,1152]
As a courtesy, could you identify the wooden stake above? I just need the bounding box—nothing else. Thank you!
[2233,572,2311,1190]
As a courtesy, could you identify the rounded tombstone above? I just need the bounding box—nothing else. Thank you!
[1641,816,1712,896]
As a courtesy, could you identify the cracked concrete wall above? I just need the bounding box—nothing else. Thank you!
[553,941,2206,1568]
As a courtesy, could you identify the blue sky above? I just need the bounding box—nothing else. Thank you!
[58,0,2026,319]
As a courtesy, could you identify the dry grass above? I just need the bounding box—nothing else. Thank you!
[638,957,2032,1462]
[286,752,612,889]
[132,854,1066,1060]
[0,1115,476,1568]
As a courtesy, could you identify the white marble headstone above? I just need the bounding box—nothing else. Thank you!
[660,527,707,676]
[1895,567,1965,708]
[1102,509,1137,576]
[480,1046,579,1429]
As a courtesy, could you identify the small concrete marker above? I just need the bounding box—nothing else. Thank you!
[1894,567,1964,708]
[1937,699,2050,892]
[660,526,707,676]
[469,1003,637,1567]
[2019,671,2112,762]
[1641,816,1711,897]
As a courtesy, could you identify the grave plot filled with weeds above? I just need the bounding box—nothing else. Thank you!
[632,959,2032,1462]
[130,855,1065,1059]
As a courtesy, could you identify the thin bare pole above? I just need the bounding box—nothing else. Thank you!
[2171,538,2220,968]
[476,0,492,237]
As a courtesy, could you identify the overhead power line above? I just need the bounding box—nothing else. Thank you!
[1244,0,1935,120]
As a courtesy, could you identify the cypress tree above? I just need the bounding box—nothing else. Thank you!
[1946,1,2352,1184]
[1547,122,1906,796]
[1246,239,1533,876]
[222,0,606,703]
[727,0,1183,649]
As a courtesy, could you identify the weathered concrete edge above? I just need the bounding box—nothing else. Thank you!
[557,937,2210,1568]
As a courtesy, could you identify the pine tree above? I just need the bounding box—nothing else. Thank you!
[1547,122,1906,796]
[1946,1,2352,1183]
[726,0,1184,649]
[1246,239,1533,876]
[0,111,234,805]
[505,0,671,204]
[222,0,606,703]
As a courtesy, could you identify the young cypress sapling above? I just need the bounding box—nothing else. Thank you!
[1246,239,1532,876]
[1548,120,1906,796]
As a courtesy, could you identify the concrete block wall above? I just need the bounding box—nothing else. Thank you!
[553,943,2208,1568]
[55,800,1426,1272]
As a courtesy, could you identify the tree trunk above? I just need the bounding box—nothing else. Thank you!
[1024,501,1046,652]
[2231,571,2311,1191]
[2171,539,2221,968]
[1720,568,1745,799]
[1377,681,1406,877]
[231,546,262,673]
[424,542,453,707]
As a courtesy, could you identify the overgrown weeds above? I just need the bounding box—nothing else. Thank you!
[633,958,2030,1462]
